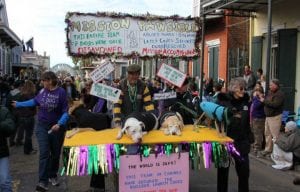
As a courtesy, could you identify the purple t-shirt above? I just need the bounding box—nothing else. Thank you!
[34,87,68,124]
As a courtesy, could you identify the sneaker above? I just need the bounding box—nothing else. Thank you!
[49,177,60,186]
[293,177,300,185]
[35,183,48,192]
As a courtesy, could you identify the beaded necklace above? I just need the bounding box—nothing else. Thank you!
[127,81,137,111]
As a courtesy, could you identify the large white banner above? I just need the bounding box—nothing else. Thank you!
[66,12,199,58]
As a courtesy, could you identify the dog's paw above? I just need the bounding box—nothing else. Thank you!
[116,131,123,140]
[176,130,182,136]
[163,129,170,135]
[142,131,148,136]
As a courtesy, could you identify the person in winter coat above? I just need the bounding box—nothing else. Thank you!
[260,79,285,157]
[271,121,300,170]
[0,106,15,191]
[216,77,254,192]
[250,86,266,156]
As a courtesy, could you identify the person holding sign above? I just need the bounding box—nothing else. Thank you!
[167,78,195,125]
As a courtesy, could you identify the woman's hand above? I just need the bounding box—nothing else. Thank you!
[11,101,16,108]
[49,124,60,133]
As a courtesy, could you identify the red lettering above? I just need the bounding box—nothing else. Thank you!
[77,46,123,54]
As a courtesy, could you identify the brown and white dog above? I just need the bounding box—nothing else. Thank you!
[159,111,184,136]
[116,112,158,143]
[66,100,111,138]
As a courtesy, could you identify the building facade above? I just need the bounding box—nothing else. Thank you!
[0,0,22,76]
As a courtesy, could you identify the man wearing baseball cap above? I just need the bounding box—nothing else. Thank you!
[113,64,155,129]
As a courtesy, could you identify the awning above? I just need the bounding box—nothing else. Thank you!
[0,25,22,48]
[202,0,270,15]
[12,63,39,70]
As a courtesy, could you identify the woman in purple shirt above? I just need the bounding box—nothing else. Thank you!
[12,71,68,192]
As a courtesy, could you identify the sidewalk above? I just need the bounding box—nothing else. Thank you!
[9,138,117,192]
[249,153,300,178]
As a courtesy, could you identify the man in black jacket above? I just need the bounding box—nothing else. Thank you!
[0,106,15,191]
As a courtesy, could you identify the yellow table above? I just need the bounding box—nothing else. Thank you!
[63,125,233,147]
[62,125,235,177]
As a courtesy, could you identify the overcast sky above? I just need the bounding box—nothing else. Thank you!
[6,0,193,67]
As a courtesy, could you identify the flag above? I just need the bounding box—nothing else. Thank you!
[26,37,34,52]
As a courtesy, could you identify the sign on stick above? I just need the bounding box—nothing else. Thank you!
[89,61,114,83]
[90,83,121,102]
[157,63,187,88]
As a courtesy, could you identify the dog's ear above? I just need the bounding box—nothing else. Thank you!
[139,122,146,130]
[176,112,184,130]
[116,126,128,140]
[176,112,183,122]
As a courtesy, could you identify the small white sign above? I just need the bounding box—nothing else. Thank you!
[89,61,114,83]
[153,91,177,100]
[157,63,187,88]
[90,83,121,102]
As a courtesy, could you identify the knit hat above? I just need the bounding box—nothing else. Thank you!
[285,121,297,131]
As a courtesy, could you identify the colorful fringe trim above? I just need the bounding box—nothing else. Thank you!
[61,142,240,176]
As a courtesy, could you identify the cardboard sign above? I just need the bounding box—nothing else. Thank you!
[119,153,189,192]
[153,92,177,100]
[90,83,121,102]
[89,61,114,83]
[157,63,187,88]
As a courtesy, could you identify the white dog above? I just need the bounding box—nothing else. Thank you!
[159,111,184,136]
[116,112,158,143]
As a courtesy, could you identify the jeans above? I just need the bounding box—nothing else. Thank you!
[35,121,65,185]
[0,157,12,192]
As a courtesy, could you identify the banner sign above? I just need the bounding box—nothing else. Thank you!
[119,153,189,192]
[153,92,177,100]
[157,63,187,88]
[89,61,114,83]
[90,83,121,102]
[66,12,200,58]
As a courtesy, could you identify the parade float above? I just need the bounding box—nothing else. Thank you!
[64,12,237,192]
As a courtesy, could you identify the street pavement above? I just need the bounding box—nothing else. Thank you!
[9,137,300,192]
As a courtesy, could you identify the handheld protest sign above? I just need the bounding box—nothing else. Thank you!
[90,83,121,102]
[157,63,187,88]
[89,61,114,83]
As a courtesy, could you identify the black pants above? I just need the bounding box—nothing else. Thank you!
[19,117,35,154]
[90,172,105,189]
[217,154,249,192]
